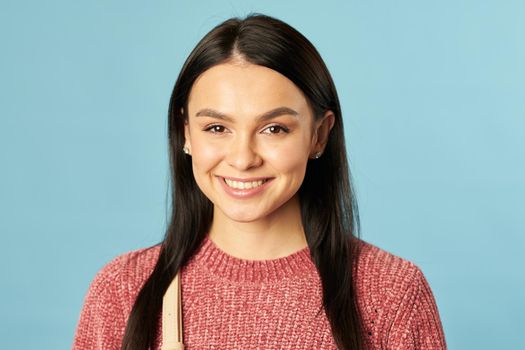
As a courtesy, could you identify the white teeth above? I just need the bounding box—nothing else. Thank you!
[224,178,267,190]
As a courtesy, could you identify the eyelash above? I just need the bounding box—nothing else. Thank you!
[203,124,290,135]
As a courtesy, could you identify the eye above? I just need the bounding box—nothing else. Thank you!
[203,124,227,133]
[262,125,290,135]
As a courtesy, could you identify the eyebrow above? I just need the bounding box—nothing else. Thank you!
[195,106,299,122]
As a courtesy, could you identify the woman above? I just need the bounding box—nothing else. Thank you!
[72,13,447,350]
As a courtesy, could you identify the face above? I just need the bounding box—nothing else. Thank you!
[184,61,333,224]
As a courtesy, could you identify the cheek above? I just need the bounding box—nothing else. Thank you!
[191,138,223,173]
[263,139,310,175]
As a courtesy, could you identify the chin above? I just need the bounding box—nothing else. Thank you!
[217,204,274,223]
[224,211,264,223]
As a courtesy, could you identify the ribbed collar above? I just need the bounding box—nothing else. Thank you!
[191,234,316,284]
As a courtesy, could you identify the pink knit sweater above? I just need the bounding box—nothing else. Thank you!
[72,235,447,349]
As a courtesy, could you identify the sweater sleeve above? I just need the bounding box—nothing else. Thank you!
[387,265,447,349]
[72,254,129,350]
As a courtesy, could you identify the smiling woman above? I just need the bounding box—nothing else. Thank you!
[184,62,333,233]
[72,13,447,350]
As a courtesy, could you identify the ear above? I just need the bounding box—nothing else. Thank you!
[182,107,191,152]
[310,110,335,158]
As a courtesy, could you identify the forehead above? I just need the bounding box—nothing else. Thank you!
[187,63,312,118]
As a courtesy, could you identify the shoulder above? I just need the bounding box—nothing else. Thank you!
[72,245,162,349]
[353,239,447,348]
[354,238,423,288]
[79,244,163,323]
[90,244,162,305]
[353,238,425,312]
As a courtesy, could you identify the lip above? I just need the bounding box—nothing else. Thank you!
[220,175,272,182]
[216,175,274,199]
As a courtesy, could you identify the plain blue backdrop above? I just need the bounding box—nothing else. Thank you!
[1,0,523,348]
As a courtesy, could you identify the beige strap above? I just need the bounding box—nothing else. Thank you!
[161,271,184,350]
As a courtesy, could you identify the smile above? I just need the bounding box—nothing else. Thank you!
[223,178,269,189]
[218,176,274,199]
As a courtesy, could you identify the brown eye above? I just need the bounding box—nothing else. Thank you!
[262,125,290,135]
[204,125,226,133]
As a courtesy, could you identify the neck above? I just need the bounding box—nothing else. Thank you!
[208,194,307,260]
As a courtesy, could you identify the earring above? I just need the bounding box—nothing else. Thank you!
[183,146,190,155]
[313,151,322,159]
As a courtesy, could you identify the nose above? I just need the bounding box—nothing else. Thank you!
[225,134,262,170]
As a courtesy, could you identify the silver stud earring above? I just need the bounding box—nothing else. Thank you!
[313,151,322,159]
[183,146,190,155]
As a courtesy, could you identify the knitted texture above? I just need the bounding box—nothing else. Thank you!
[72,235,447,349]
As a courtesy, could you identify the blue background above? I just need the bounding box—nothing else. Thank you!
[1,0,524,348]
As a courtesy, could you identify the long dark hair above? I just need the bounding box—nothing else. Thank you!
[121,13,364,350]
